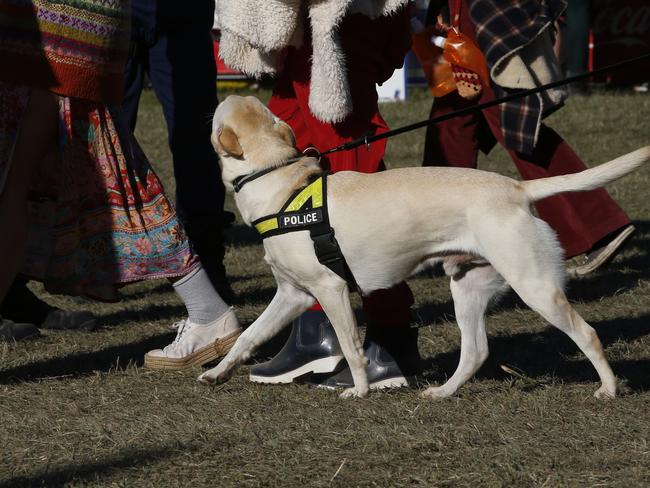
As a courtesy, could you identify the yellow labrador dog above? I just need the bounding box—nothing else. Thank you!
[199,95,649,399]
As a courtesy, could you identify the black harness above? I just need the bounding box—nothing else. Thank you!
[245,171,359,292]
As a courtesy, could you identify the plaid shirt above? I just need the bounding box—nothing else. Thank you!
[468,0,566,154]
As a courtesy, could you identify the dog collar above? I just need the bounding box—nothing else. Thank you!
[232,147,322,193]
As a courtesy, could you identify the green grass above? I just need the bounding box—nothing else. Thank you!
[1,87,650,487]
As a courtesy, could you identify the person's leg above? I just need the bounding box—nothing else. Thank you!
[146,27,233,300]
[270,11,420,389]
[422,92,484,168]
[1,277,96,330]
[145,265,241,369]
[121,39,147,132]
[0,87,58,341]
[0,88,58,303]
[512,127,630,258]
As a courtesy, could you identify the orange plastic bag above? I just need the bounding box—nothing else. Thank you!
[411,25,457,97]
[443,28,488,80]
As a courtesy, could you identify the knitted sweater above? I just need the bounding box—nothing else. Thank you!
[0,0,130,103]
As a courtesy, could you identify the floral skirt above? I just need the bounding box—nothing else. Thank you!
[0,81,198,300]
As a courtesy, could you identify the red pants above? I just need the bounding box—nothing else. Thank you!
[423,0,629,258]
[268,12,414,328]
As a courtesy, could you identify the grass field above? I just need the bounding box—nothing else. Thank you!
[1,87,649,487]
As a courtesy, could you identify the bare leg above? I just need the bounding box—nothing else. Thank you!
[0,89,59,302]
[198,283,314,384]
[422,263,505,399]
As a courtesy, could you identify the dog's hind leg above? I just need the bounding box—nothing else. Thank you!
[315,284,369,399]
[198,283,314,385]
[510,282,617,399]
[478,212,617,399]
[421,261,505,399]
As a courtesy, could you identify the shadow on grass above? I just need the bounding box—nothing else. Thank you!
[0,442,200,488]
[97,303,186,330]
[0,331,176,384]
[235,285,277,306]
[421,313,650,392]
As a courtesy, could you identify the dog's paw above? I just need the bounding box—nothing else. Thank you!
[340,386,368,399]
[197,365,234,386]
[593,385,616,400]
[420,385,454,399]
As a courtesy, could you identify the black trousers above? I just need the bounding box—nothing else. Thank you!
[122,15,228,248]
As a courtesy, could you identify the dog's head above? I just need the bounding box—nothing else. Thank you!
[211,95,297,191]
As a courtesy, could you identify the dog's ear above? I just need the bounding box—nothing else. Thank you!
[218,125,243,157]
[274,120,296,148]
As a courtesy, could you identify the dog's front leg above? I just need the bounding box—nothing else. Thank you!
[316,285,369,398]
[198,284,314,385]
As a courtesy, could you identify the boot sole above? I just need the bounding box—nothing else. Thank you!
[249,355,344,384]
[568,225,635,277]
[144,329,242,370]
[315,375,409,391]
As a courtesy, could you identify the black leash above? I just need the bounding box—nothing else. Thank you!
[232,54,649,193]
[320,52,650,156]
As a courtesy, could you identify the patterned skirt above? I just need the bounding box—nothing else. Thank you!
[0,81,198,301]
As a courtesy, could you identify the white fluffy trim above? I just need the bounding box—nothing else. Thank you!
[217,0,409,123]
[218,31,279,77]
[308,0,354,123]
[218,0,302,51]
[349,0,409,18]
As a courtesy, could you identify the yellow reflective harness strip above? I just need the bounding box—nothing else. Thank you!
[254,177,324,236]
[254,217,279,234]
[283,177,323,212]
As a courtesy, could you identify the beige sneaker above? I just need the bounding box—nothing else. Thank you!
[144,308,242,370]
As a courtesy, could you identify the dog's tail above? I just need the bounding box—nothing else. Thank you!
[522,146,650,202]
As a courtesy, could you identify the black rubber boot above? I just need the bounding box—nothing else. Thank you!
[0,316,40,342]
[249,310,344,384]
[1,278,96,330]
[310,325,422,390]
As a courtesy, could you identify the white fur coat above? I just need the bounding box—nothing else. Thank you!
[217,0,409,123]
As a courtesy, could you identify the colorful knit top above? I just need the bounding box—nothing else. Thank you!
[0,0,130,103]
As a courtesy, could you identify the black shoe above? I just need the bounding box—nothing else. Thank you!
[310,326,421,390]
[0,316,40,342]
[249,310,344,384]
[41,309,96,330]
[1,278,97,330]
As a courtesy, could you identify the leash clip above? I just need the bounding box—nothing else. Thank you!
[302,146,322,163]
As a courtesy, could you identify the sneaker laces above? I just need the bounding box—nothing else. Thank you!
[164,319,192,352]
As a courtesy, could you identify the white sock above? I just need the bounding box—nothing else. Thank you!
[173,266,230,325]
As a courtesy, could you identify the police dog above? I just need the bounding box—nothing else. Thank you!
[199,95,649,399]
